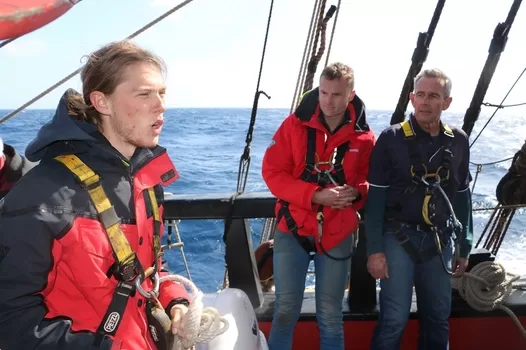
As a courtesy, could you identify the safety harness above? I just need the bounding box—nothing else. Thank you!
[276,127,355,261]
[54,154,164,347]
[390,120,461,266]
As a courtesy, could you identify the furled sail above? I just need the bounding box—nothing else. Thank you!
[0,0,79,40]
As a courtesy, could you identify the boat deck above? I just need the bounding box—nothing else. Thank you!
[255,286,526,321]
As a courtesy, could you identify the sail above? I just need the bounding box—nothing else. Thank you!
[0,0,79,40]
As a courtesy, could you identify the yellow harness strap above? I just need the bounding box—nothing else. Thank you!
[147,187,162,261]
[55,154,166,344]
[400,119,454,138]
[400,119,415,138]
[54,154,162,268]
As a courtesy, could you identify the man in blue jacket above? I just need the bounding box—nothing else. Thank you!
[365,68,472,350]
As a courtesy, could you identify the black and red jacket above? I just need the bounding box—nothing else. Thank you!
[0,89,189,350]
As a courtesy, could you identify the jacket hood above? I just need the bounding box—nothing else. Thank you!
[294,87,370,132]
[25,89,100,162]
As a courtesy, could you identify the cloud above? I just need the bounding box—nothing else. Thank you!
[3,38,47,57]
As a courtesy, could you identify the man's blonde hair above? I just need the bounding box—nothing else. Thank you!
[320,62,355,90]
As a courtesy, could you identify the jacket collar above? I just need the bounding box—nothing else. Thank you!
[408,113,454,139]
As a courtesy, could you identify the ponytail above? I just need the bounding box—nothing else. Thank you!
[66,90,101,127]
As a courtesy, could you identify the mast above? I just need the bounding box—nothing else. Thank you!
[389,0,446,125]
[462,0,523,137]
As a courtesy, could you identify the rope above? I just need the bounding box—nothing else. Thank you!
[159,274,229,350]
[222,0,275,289]
[483,101,526,108]
[452,261,526,338]
[469,157,514,194]
[470,157,514,167]
[472,203,526,211]
[289,0,321,114]
[302,0,328,93]
[0,37,16,49]
[469,65,526,148]
[235,0,274,195]
[323,0,341,68]
[0,0,197,125]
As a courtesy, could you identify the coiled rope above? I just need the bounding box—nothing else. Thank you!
[452,261,526,338]
[159,274,229,350]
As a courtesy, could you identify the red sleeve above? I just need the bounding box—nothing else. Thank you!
[157,265,190,310]
[262,115,319,210]
[351,131,376,211]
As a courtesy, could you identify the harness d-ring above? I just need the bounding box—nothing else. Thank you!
[135,270,160,299]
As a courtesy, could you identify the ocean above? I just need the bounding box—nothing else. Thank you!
[0,107,524,293]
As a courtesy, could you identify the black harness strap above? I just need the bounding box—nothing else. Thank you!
[277,127,349,258]
[387,220,452,264]
[393,120,455,263]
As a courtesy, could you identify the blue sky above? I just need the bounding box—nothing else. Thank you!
[1,0,525,115]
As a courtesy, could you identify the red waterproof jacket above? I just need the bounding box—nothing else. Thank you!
[262,90,376,251]
[0,89,189,350]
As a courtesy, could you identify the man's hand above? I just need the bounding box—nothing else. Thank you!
[332,184,360,209]
[170,304,189,335]
[452,257,469,277]
[312,187,341,207]
[367,253,389,280]
[312,185,360,209]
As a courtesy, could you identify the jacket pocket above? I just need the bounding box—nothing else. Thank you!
[60,217,116,289]
[325,206,359,237]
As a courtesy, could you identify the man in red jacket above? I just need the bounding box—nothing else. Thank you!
[0,40,189,350]
[262,62,376,349]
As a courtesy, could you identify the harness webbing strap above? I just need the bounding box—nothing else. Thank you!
[394,120,457,263]
[147,186,163,271]
[399,120,455,226]
[306,127,316,167]
[277,200,317,255]
[278,127,349,257]
[54,154,136,266]
[54,154,163,346]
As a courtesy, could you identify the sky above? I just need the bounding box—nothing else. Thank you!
[1,0,525,116]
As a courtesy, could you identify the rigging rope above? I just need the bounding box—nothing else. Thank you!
[235,0,274,194]
[483,101,526,108]
[452,261,526,339]
[469,65,526,149]
[473,141,526,256]
[0,0,196,125]
[222,0,274,289]
[290,0,322,114]
[323,0,341,68]
[302,0,330,92]
[0,37,16,49]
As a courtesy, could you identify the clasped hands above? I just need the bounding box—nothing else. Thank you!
[312,184,360,209]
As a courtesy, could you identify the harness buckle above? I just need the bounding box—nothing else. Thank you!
[113,254,141,282]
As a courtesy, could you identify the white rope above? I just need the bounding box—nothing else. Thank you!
[452,261,526,338]
[159,274,229,350]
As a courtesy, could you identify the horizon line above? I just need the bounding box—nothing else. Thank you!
[0,106,481,114]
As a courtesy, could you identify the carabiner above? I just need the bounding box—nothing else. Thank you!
[135,270,160,299]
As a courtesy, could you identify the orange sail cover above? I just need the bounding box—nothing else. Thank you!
[0,0,79,40]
